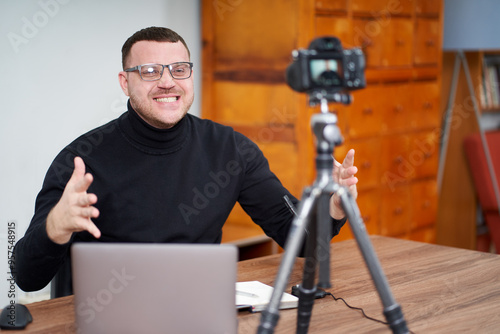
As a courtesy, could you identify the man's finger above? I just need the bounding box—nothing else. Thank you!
[81,217,101,239]
[71,157,94,193]
[342,149,355,168]
[339,166,358,180]
[343,176,359,187]
[77,193,98,207]
[79,205,99,219]
[69,156,85,184]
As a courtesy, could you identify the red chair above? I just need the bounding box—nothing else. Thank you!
[463,130,500,253]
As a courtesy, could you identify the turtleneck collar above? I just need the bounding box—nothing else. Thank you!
[117,100,190,155]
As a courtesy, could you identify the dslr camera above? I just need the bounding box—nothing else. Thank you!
[286,36,366,103]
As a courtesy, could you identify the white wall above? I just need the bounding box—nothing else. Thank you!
[0,0,201,305]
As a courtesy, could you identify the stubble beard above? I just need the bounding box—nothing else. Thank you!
[129,92,194,129]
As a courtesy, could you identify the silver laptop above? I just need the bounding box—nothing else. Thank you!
[71,243,238,334]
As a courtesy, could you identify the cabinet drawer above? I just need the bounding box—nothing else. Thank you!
[380,83,412,134]
[352,18,384,67]
[344,138,381,189]
[412,81,440,130]
[213,0,297,68]
[381,134,414,188]
[214,82,298,125]
[315,16,352,47]
[416,0,441,16]
[347,85,384,138]
[411,180,438,229]
[335,188,380,241]
[410,131,439,179]
[381,18,413,67]
[381,185,411,236]
[353,18,413,68]
[414,18,440,65]
[357,188,380,235]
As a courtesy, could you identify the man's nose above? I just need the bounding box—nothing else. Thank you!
[157,70,176,88]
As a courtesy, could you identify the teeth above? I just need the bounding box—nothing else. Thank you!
[155,97,177,103]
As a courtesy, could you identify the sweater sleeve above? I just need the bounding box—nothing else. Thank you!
[12,150,75,292]
[234,135,347,249]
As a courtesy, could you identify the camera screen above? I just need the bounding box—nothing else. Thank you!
[309,59,343,88]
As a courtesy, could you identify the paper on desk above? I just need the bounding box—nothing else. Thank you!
[236,281,298,312]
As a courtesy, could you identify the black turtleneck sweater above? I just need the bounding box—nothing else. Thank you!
[13,102,346,293]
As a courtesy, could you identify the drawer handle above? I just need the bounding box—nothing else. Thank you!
[362,161,372,169]
[393,207,403,215]
[394,105,404,113]
[396,39,405,46]
[362,38,373,47]
[394,156,403,164]
[423,101,432,109]
[363,107,373,115]
[362,215,371,223]
[426,39,435,47]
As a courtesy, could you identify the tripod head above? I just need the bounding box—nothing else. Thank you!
[308,89,352,107]
[310,90,346,154]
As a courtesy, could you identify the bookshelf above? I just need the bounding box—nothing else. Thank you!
[480,53,500,111]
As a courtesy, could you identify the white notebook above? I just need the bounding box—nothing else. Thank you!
[236,281,298,312]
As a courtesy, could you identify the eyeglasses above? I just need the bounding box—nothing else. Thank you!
[124,62,193,81]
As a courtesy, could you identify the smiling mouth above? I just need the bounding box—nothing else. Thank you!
[154,97,178,103]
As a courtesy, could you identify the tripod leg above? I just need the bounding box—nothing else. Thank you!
[339,187,409,334]
[317,192,332,288]
[257,188,320,334]
[296,204,318,334]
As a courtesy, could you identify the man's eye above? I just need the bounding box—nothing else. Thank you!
[142,67,160,76]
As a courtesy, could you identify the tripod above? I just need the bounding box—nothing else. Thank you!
[257,92,409,334]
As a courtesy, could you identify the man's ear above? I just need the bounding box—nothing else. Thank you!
[118,71,130,96]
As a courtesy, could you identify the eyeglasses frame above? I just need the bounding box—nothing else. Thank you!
[124,62,194,81]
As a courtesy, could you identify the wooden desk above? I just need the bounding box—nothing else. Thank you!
[10,236,500,333]
[221,224,279,260]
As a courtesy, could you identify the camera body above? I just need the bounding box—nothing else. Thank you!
[286,36,366,96]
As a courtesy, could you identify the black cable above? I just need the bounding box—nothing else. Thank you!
[325,292,389,326]
[324,292,415,334]
[290,285,414,333]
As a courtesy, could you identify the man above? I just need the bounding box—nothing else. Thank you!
[13,27,358,294]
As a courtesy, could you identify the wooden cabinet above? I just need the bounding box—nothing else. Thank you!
[202,0,443,249]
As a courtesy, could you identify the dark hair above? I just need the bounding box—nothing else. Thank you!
[121,27,190,69]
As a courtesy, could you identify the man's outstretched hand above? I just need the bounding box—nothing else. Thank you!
[46,157,101,244]
[330,149,358,220]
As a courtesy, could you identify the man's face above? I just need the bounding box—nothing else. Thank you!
[118,41,194,129]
